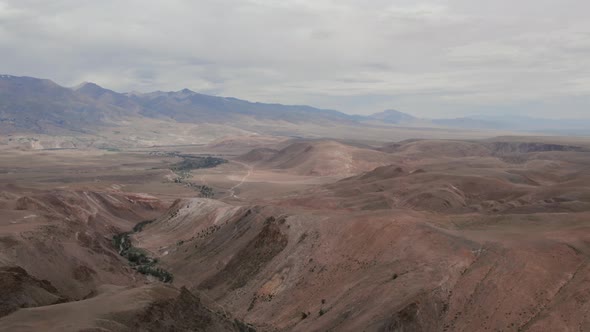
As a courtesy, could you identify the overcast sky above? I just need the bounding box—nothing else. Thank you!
[1,0,590,118]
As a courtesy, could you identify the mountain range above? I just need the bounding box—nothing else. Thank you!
[1,75,589,140]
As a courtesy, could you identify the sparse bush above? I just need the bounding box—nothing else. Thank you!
[197,185,215,198]
[234,318,257,332]
[133,219,155,232]
[171,156,227,173]
[137,265,173,283]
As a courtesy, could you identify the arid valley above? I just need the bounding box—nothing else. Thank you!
[2,132,590,331]
[3,2,590,329]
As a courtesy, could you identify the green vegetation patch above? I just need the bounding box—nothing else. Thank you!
[171,156,227,173]
[113,220,173,283]
[169,156,227,198]
[132,219,155,233]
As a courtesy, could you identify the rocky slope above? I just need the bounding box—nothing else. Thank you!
[2,137,590,331]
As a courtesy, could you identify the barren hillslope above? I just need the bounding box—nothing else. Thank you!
[0,189,255,332]
[285,139,590,213]
[122,137,590,331]
[237,140,401,176]
[0,284,247,332]
[1,136,590,331]
[0,188,165,305]
[205,134,290,155]
[128,198,478,331]
[129,198,590,331]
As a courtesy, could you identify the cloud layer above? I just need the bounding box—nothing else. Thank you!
[1,0,590,118]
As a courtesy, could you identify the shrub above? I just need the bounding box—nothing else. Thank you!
[113,222,174,284]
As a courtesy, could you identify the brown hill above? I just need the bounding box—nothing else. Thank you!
[0,266,66,318]
[0,284,246,332]
[393,139,493,158]
[2,137,590,331]
[128,199,476,331]
[206,135,288,154]
[125,194,590,331]
[0,189,165,300]
[380,138,589,159]
[286,138,590,214]
[237,140,401,176]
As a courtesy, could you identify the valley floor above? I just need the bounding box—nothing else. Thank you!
[1,136,590,331]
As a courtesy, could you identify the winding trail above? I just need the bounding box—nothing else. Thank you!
[224,161,253,199]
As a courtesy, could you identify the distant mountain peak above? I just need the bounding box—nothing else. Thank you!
[165,88,197,98]
[74,82,121,99]
[383,109,406,114]
[74,81,103,89]
[2,74,590,137]
[369,109,416,124]
[378,109,415,117]
[180,88,194,93]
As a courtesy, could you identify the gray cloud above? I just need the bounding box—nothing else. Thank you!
[1,0,590,118]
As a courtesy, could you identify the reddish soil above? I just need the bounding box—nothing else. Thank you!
[1,137,590,331]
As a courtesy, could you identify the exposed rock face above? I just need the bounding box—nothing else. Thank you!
[200,216,288,291]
